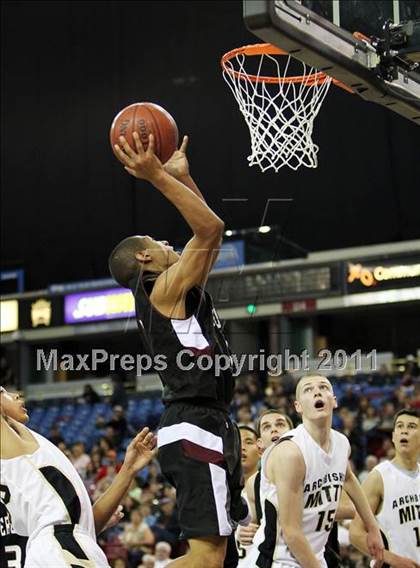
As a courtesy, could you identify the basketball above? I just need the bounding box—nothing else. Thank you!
[110,102,179,163]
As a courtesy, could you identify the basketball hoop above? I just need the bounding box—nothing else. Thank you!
[221,43,352,172]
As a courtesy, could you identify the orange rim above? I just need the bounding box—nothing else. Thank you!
[221,43,353,93]
[353,31,372,44]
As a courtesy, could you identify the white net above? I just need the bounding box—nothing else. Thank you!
[222,47,332,172]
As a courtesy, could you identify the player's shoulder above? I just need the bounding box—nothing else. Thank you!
[270,433,303,460]
[331,427,350,446]
[362,464,385,496]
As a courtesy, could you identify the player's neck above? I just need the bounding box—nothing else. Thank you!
[302,418,331,451]
[244,466,258,483]
[1,414,22,436]
[392,453,418,472]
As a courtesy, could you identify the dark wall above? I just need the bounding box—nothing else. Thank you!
[2,1,420,290]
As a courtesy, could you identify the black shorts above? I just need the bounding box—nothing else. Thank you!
[157,401,247,540]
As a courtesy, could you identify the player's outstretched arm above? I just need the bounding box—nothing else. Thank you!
[344,464,384,567]
[92,427,156,535]
[115,132,224,296]
[268,442,322,568]
[349,471,419,568]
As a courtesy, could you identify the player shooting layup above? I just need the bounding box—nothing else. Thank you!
[244,375,384,568]
[350,409,420,568]
[110,133,248,568]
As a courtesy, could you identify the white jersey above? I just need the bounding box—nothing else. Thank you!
[249,424,349,567]
[0,428,95,541]
[374,461,420,563]
[0,427,110,567]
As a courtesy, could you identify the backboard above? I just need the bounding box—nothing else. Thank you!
[243,0,420,124]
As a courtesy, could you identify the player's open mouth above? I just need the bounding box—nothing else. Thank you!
[271,435,279,442]
[400,438,408,445]
[314,400,325,409]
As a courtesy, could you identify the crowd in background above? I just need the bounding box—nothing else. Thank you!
[10,359,420,567]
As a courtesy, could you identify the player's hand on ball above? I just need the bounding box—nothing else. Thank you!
[367,525,384,567]
[238,523,259,545]
[163,135,190,179]
[114,133,163,181]
[122,427,157,474]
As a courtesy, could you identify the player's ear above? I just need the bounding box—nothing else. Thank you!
[135,250,152,263]
[256,438,264,453]
[391,429,397,446]
[294,399,302,414]
[333,395,338,409]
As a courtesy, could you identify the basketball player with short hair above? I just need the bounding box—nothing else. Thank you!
[110,134,248,568]
[0,386,156,568]
[239,408,354,568]
[350,408,420,568]
[244,410,294,527]
[231,425,261,567]
[244,375,384,568]
[236,410,294,567]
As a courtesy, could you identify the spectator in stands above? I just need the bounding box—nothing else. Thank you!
[98,435,115,456]
[358,454,378,483]
[85,451,103,496]
[154,541,172,567]
[122,494,138,519]
[369,363,392,386]
[376,437,393,460]
[128,478,142,504]
[95,448,122,483]
[113,559,128,568]
[57,440,71,459]
[246,374,263,402]
[361,406,380,433]
[121,508,155,567]
[278,371,296,397]
[83,383,101,405]
[236,404,254,427]
[110,373,128,409]
[108,405,130,445]
[49,425,64,446]
[341,413,365,470]
[152,497,180,546]
[340,386,360,412]
[146,461,164,485]
[378,401,396,432]
[138,555,155,568]
[70,441,92,479]
[105,425,121,448]
[140,503,157,528]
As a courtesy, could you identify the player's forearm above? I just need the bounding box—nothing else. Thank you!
[177,174,206,202]
[344,472,377,531]
[150,170,223,236]
[349,521,395,565]
[283,528,322,568]
[92,465,133,534]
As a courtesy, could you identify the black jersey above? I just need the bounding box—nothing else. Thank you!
[131,272,235,409]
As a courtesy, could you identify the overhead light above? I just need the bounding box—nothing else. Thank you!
[258,225,271,234]
[225,229,233,237]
